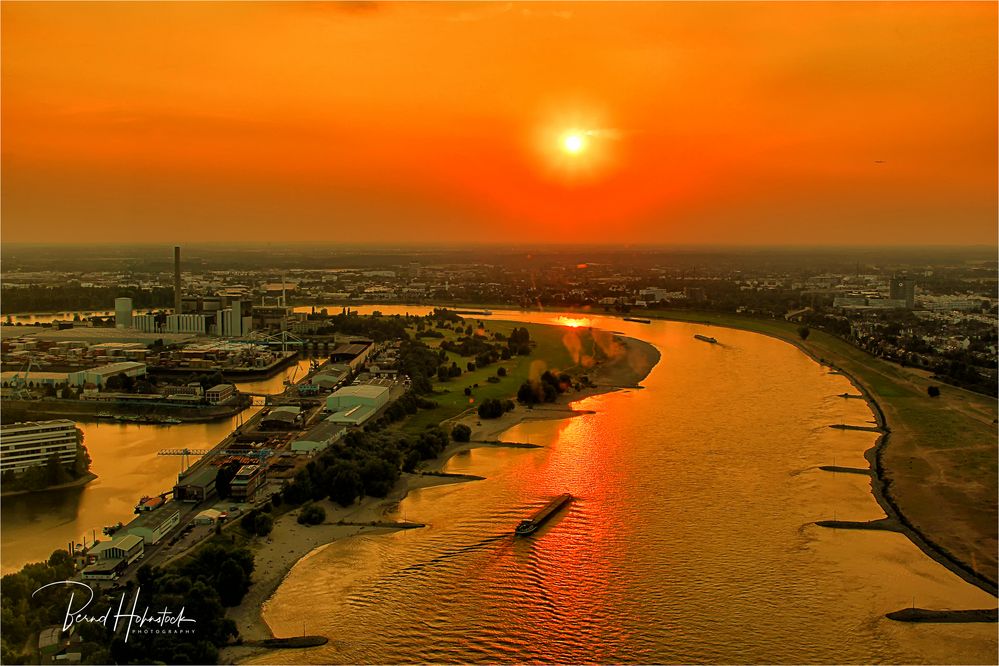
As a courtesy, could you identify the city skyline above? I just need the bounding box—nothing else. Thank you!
[2,1,996,246]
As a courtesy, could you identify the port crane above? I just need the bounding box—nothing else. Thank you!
[157,447,275,472]
[7,359,34,399]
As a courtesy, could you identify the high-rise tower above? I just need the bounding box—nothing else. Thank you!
[173,246,182,314]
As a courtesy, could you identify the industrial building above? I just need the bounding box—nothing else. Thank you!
[291,418,346,454]
[260,405,302,429]
[206,384,236,405]
[67,361,146,387]
[311,364,351,390]
[0,370,70,388]
[165,313,209,334]
[229,464,264,501]
[325,384,390,426]
[125,507,180,545]
[0,420,79,475]
[194,508,222,524]
[174,465,218,502]
[86,534,144,568]
[329,342,373,371]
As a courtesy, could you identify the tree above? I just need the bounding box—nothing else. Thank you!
[517,381,540,405]
[927,385,941,397]
[254,513,273,537]
[359,457,399,497]
[497,367,507,377]
[437,365,449,382]
[466,362,476,372]
[798,326,810,340]
[44,453,70,486]
[216,558,248,606]
[451,424,472,442]
[477,398,505,419]
[297,502,326,525]
[105,372,129,391]
[214,461,241,499]
[327,464,363,507]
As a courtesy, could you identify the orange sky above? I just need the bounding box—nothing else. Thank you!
[2,1,996,245]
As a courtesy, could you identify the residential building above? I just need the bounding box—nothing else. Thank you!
[0,420,79,475]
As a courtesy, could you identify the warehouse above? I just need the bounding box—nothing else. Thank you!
[260,405,302,429]
[174,465,217,502]
[291,418,346,454]
[325,384,389,427]
[87,534,144,565]
[125,507,180,545]
[325,384,390,411]
[67,361,146,387]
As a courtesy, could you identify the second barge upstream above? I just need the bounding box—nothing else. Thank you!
[514,493,573,536]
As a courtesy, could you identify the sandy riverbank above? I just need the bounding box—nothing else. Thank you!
[222,332,661,662]
[220,471,470,663]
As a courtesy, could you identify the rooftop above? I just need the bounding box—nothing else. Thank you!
[329,384,389,400]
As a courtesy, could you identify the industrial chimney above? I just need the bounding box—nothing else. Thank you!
[174,246,182,313]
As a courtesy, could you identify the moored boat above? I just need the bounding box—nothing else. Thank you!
[693,334,718,344]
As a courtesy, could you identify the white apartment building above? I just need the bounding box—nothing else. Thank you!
[0,420,79,474]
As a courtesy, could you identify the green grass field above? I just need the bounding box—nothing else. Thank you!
[396,320,579,434]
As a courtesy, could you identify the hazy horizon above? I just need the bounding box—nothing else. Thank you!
[2,1,996,245]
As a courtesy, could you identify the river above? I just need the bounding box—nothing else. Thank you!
[250,309,995,664]
[0,358,312,573]
[3,306,995,662]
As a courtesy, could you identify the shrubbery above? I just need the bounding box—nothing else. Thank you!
[297,502,326,525]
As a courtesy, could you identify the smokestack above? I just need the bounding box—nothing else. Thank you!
[174,246,182,314]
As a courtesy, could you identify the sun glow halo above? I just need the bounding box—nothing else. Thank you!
[562,132,586,155]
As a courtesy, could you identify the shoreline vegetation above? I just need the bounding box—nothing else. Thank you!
[220,331,662,663]
[0,471,97,498]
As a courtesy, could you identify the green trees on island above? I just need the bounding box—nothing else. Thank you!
[451,423,472,442]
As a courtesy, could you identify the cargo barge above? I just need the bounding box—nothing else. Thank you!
[623,317,651,324]
[693,334,718,344]
[515,493,572,536]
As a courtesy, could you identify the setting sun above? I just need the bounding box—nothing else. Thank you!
[561,132,586,155]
